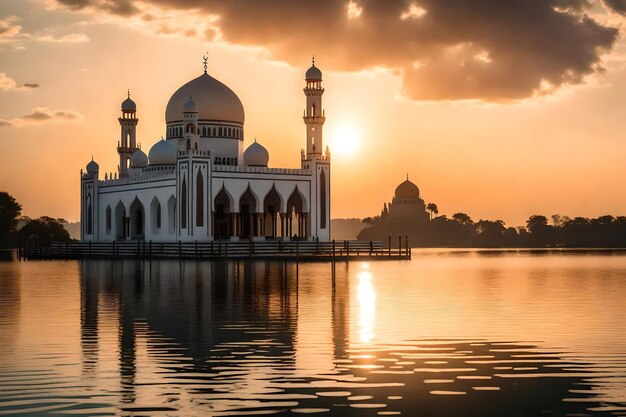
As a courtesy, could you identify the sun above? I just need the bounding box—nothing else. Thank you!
[329,123,360,156]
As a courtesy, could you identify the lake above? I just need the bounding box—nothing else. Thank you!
[1,249,626,416]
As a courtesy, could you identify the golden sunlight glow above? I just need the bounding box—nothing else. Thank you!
[357,268,376,343]
[329,123,360,156]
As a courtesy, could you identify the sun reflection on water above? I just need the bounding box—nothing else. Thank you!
[357,265,376,343]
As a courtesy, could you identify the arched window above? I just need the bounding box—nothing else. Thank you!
[181,175,187,229]
[219,127,223,136]
[186,123,195,134]
[151,197,161,234]
[86,193,93,235]
[228,127,232,137]
[320,169,327,229]
[212,128,216,137]
[105,205,111,233]
[126,158,131,169]
[126,132,131,147]
[196,169,204,227]
[311,103,316,117]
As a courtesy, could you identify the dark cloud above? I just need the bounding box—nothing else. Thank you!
[0,107,83,127]
[54,0,621,101]
[23,83,39,88]
[604,0,626,14]
[22,108,81,121]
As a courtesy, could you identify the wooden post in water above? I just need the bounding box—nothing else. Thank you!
[89,241,92,258]
[149,240,152,259]
[178,240,182,258]
[346,240,350,261]
[405,235,409,258]
[388,235,391,256]
[398,235,401,256]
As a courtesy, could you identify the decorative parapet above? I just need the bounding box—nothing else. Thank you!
[99,166,176,185]
[213,165,312,175]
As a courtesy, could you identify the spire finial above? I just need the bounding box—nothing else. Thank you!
[127,89,130,98]
[91,155,93,161]
[406,173,409,180]
[312,54,315,66]
[203,52,208,74]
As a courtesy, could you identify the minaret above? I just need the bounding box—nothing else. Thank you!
[182,95,199,151]
[303,56,325,159]
[118,91,139,177]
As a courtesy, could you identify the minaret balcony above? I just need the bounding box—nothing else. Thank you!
[303,116,326,123]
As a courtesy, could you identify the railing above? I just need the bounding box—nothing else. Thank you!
[19,238,411,261]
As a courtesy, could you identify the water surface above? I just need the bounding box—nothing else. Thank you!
[1,249,626,416]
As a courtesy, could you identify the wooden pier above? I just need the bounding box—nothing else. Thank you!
[19,237,411,261]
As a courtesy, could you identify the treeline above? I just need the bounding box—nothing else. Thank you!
[0,192,71,248]
[358,212,626,248]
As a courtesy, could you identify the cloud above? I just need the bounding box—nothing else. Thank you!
[0,107,83,127]
[604,0,626,14]
[0,73,40,91]
[0,16,89,47]
[0,16,22,40]
[53,0,621,102]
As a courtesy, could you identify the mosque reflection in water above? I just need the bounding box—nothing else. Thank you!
[77,259,610,416]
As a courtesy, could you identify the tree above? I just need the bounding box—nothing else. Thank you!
[18,216,71,246]
[426,203,439,220]
[452,212,473,225]
[0,191,22,246]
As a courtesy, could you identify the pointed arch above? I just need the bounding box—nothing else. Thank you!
[151,197,161,234]
[115,201,126,240]
[239,186,258,238]
[218,127,223,136]
[167,195,176,235]
[196,169,204,227]
[320,169,327,229]
[263,185,283,238]
[129,197,145,240]
[287,186,308,239]
[181,175,187,229]
[105,204,112,234]
[213,185,232,239]
[86,192,93,235]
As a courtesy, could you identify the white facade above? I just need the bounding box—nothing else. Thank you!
[81,60,331,242]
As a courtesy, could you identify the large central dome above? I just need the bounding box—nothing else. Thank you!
[165,73,245,124]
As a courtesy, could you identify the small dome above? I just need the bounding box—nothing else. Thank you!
[86,159,99,173]
[305,63,322,81]
[130,149,148,168]
[122,95,136,112]
[148,139,177,165]
[395,177,420,199]
[244,140,269,167]
[183,96,197,113]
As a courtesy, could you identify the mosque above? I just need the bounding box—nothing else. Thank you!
[80,58,330,242]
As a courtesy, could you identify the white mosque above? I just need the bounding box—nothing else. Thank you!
[80,58,330,242]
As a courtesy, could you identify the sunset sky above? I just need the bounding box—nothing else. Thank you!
[1,0,625,226]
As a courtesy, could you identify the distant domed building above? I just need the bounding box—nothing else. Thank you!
[358,176,430,243]
[80,58,331,242]
[383,176,429,222]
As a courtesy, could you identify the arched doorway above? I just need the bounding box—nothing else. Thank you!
[239,187,258,239]
[263,186,282,238]
[129,197,145,240]
[287,188,307,239]
[115,201,127,240]
[213,187,231,240]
